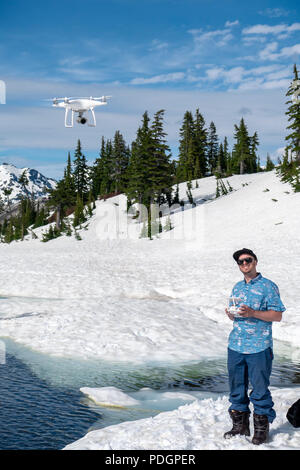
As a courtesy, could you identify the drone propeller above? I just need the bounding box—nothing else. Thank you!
[44,97,69,102]
[65,96,112,100]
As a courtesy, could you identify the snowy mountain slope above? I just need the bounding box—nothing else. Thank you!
[0,169,299,359]
[0,163,56,204]
[0,168,299,451]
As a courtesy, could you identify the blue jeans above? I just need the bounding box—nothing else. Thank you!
[227,347,275,423]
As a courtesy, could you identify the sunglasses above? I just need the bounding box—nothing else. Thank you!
[237,257,254,265]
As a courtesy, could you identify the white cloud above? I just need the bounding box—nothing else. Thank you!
[225,20,239,27]
[243,35,267,45]
[242,23,300,36]
[259,42,300,61]
[188,27,233,46]
[280,43,300,57]
[149,40,169,51]
[262,79,290,89]
[259,41,279,60]
[259,8,290,18]
[237,77,289,91]
[205,66,245,84]
[59,56,93,67]
[130,72,185,85]
[204,63,291,92]
[248,65,282,75]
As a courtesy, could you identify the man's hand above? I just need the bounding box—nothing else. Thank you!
[225,307,235,321]
[238,304,254,318]
[239,305,283,322]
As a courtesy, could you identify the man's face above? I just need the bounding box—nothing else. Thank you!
[237,255,257,275]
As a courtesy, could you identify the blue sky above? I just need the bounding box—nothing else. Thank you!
[0,0,299,179]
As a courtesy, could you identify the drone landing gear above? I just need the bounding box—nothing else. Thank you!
[65,108,74,128]
[64,108,96,128]
[88,108,96,127]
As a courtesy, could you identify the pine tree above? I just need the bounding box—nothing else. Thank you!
[207,121,219,174]
[232,118,257,174]
[73,193,86,228]
[126,111,153,207]
[177,111,195,182]
[265,154,275,171]
[4,220,14,243]
[216,142,227,175]
[73,139,89,200]
[285,64,300,164]
[249,131,259,173]
[91,137,111,198]
[65,152,76,201]
[194,109,208,178]
[0,195,4,214]
[3,187,12,214]
[149,109,173,205]
[47,153,77,229]
[111,130,130,194]
[18,170,31,199]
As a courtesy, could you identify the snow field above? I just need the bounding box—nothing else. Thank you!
[0,169,300,449]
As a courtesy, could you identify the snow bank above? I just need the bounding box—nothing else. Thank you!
[80,386,217,410]
[64,386,300,450]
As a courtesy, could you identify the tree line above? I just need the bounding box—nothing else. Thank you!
[277,64,300,191]
[1,100,282,243]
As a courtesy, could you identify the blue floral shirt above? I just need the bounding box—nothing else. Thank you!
[228,273,286,354]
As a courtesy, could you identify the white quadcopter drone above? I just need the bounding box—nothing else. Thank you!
[47,96,111,128]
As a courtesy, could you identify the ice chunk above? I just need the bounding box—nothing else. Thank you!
[80,386,140,407]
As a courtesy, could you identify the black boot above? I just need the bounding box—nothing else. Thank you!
[224,410,250,439]
[252,413,269,445]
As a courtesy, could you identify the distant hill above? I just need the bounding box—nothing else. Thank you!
[0,163,56,205]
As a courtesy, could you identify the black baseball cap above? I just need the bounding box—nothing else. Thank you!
[233,248,258,262]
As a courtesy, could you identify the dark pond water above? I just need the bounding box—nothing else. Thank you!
[0,353,101,450]
[0,338,299,450]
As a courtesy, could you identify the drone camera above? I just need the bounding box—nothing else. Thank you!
[77,117,87,125]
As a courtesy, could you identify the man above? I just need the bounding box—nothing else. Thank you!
[224,248,285,445]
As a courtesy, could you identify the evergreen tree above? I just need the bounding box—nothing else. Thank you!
[111,130,130,193]
[126,111,153,207]
[285,64,300,164]
[18,170,31,199]
[4,220,14,243]
[207,121,219,174]
[265,154,275,171]
[177,111,196,182]
[232,118,258,174]
[216,142,227,174]
[249,131,259,173]
[0,195,4,214]
[3,187,12,214]
[149,109,173,205]
[223,137,231,174]
[73,193,86,227]
[194,109,208,177]
[73,139,89,200]
[47,152,77,229]
[64,152,76,201]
